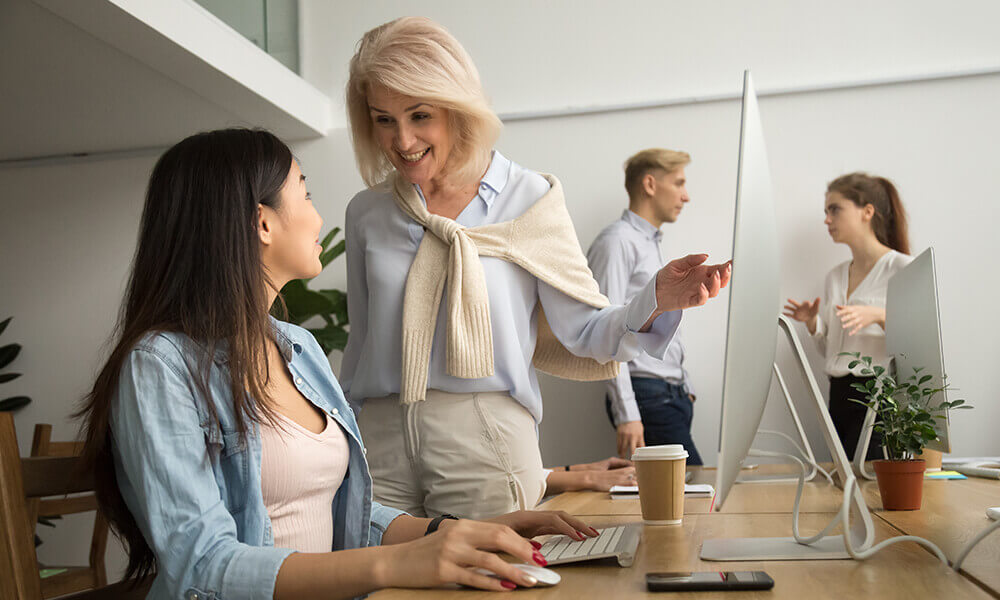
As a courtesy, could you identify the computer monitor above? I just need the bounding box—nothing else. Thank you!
[885,247,951,453]
[702,71,876,561]
[853,247,951,473]
[712,70,780,510]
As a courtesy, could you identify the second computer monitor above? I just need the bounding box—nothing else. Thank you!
[885,247,951,453]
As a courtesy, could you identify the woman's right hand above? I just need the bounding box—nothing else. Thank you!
[377,519,545,591]
[783,297,820,332]
[581,467,637,491]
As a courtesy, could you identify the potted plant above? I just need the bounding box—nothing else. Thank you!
[840,352,971,510]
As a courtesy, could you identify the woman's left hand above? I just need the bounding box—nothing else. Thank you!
[485,510,599,542]
[835,304,886,335]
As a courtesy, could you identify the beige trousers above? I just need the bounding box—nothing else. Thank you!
[358,390,547,520]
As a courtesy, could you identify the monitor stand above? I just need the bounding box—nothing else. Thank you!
[737,363,831,485]
[701,316,876,561]
[853,409,878,480]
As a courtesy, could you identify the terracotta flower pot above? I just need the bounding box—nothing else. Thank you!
[873,459,926,510]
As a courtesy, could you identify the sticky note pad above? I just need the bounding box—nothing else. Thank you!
[924,470,967,480]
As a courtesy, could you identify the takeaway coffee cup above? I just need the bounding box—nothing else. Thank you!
[632,444,688,525]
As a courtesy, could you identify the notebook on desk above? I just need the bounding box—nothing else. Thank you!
[952,462,1000,480]
[609,483,714,499]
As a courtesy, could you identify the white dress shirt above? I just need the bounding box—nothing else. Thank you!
[341,152,681,423]
[587,210,694,426]
[812,250,913,377]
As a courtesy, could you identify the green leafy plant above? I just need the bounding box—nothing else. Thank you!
[840,351,971,461]
[0,317,32,412]
[274,228,348,355]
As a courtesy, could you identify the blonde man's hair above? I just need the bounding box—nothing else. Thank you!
[346,17,503,188]
[624,148,691,200]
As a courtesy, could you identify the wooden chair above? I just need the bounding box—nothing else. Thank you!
[26,424,109,598]
[0,412,150,600]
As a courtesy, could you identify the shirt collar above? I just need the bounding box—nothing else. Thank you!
[622,209,663,241]
[476,150,511,208]
[211,317,304,365]
[413,150,510,212]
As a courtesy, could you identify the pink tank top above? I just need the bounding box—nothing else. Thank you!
[260,411,349,552]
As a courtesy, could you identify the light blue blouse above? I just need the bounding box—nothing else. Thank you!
[342,151,681,423]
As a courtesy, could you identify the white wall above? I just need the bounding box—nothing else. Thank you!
[301,0,1000,126]
[500,72,1000,466]
[2,0,998,580]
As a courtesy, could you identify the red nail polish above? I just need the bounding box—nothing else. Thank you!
[533,551,548,566]
[530,540,542,549]
[501,580,516,590]
[589,527,600,536]
[576,530,586,540]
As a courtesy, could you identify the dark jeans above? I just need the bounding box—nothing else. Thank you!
[606,377,703,466]
[829,374,883,461]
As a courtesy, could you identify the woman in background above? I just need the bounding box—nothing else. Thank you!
[784,172,912,461]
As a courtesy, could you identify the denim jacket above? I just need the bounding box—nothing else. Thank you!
[110,318,406,600]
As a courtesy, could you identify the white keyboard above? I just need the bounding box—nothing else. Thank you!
[539,524,641,567]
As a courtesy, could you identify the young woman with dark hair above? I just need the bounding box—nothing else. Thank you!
[78,128,593,599]
[784,172,912,461]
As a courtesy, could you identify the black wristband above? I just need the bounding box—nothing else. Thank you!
[425,514,458,535]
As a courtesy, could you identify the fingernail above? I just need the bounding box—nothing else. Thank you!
[576,530,588,540]
[501,580,517,590]
[589,527,600,536]
[533,551,548,566]
[530,540,542,550]
[523,575,538,586]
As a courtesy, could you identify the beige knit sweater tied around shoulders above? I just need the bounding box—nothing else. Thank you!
[391,171,619,404]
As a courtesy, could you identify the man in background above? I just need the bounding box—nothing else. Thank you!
[586,148,703,464]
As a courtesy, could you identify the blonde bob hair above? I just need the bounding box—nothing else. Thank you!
[347,17,502,188]
[624,148,691,199]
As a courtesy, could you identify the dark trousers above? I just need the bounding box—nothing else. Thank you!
[829,374,883,461]
[606,377,703,466]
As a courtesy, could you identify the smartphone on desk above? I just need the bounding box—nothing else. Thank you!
[647,571,774,592]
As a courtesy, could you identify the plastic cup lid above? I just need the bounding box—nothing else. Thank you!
[632,444,688,461]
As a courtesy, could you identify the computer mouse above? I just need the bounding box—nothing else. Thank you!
[474,563,561,587]
[987,507,1000,521]
[511,564,561,586]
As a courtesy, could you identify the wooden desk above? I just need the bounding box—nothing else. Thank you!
[371,471,1000,599]
[371,513,989,599]
[870,477,1000,594]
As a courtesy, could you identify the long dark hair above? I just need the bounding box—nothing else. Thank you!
[77,128,293,582]
[827,172,910,254]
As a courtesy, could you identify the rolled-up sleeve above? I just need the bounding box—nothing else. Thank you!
[111,348,294,600]
[368,502,407,546]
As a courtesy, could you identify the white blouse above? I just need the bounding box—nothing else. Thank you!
[811,250,913,377]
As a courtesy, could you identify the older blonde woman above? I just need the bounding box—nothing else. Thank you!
[342,17,731,521]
